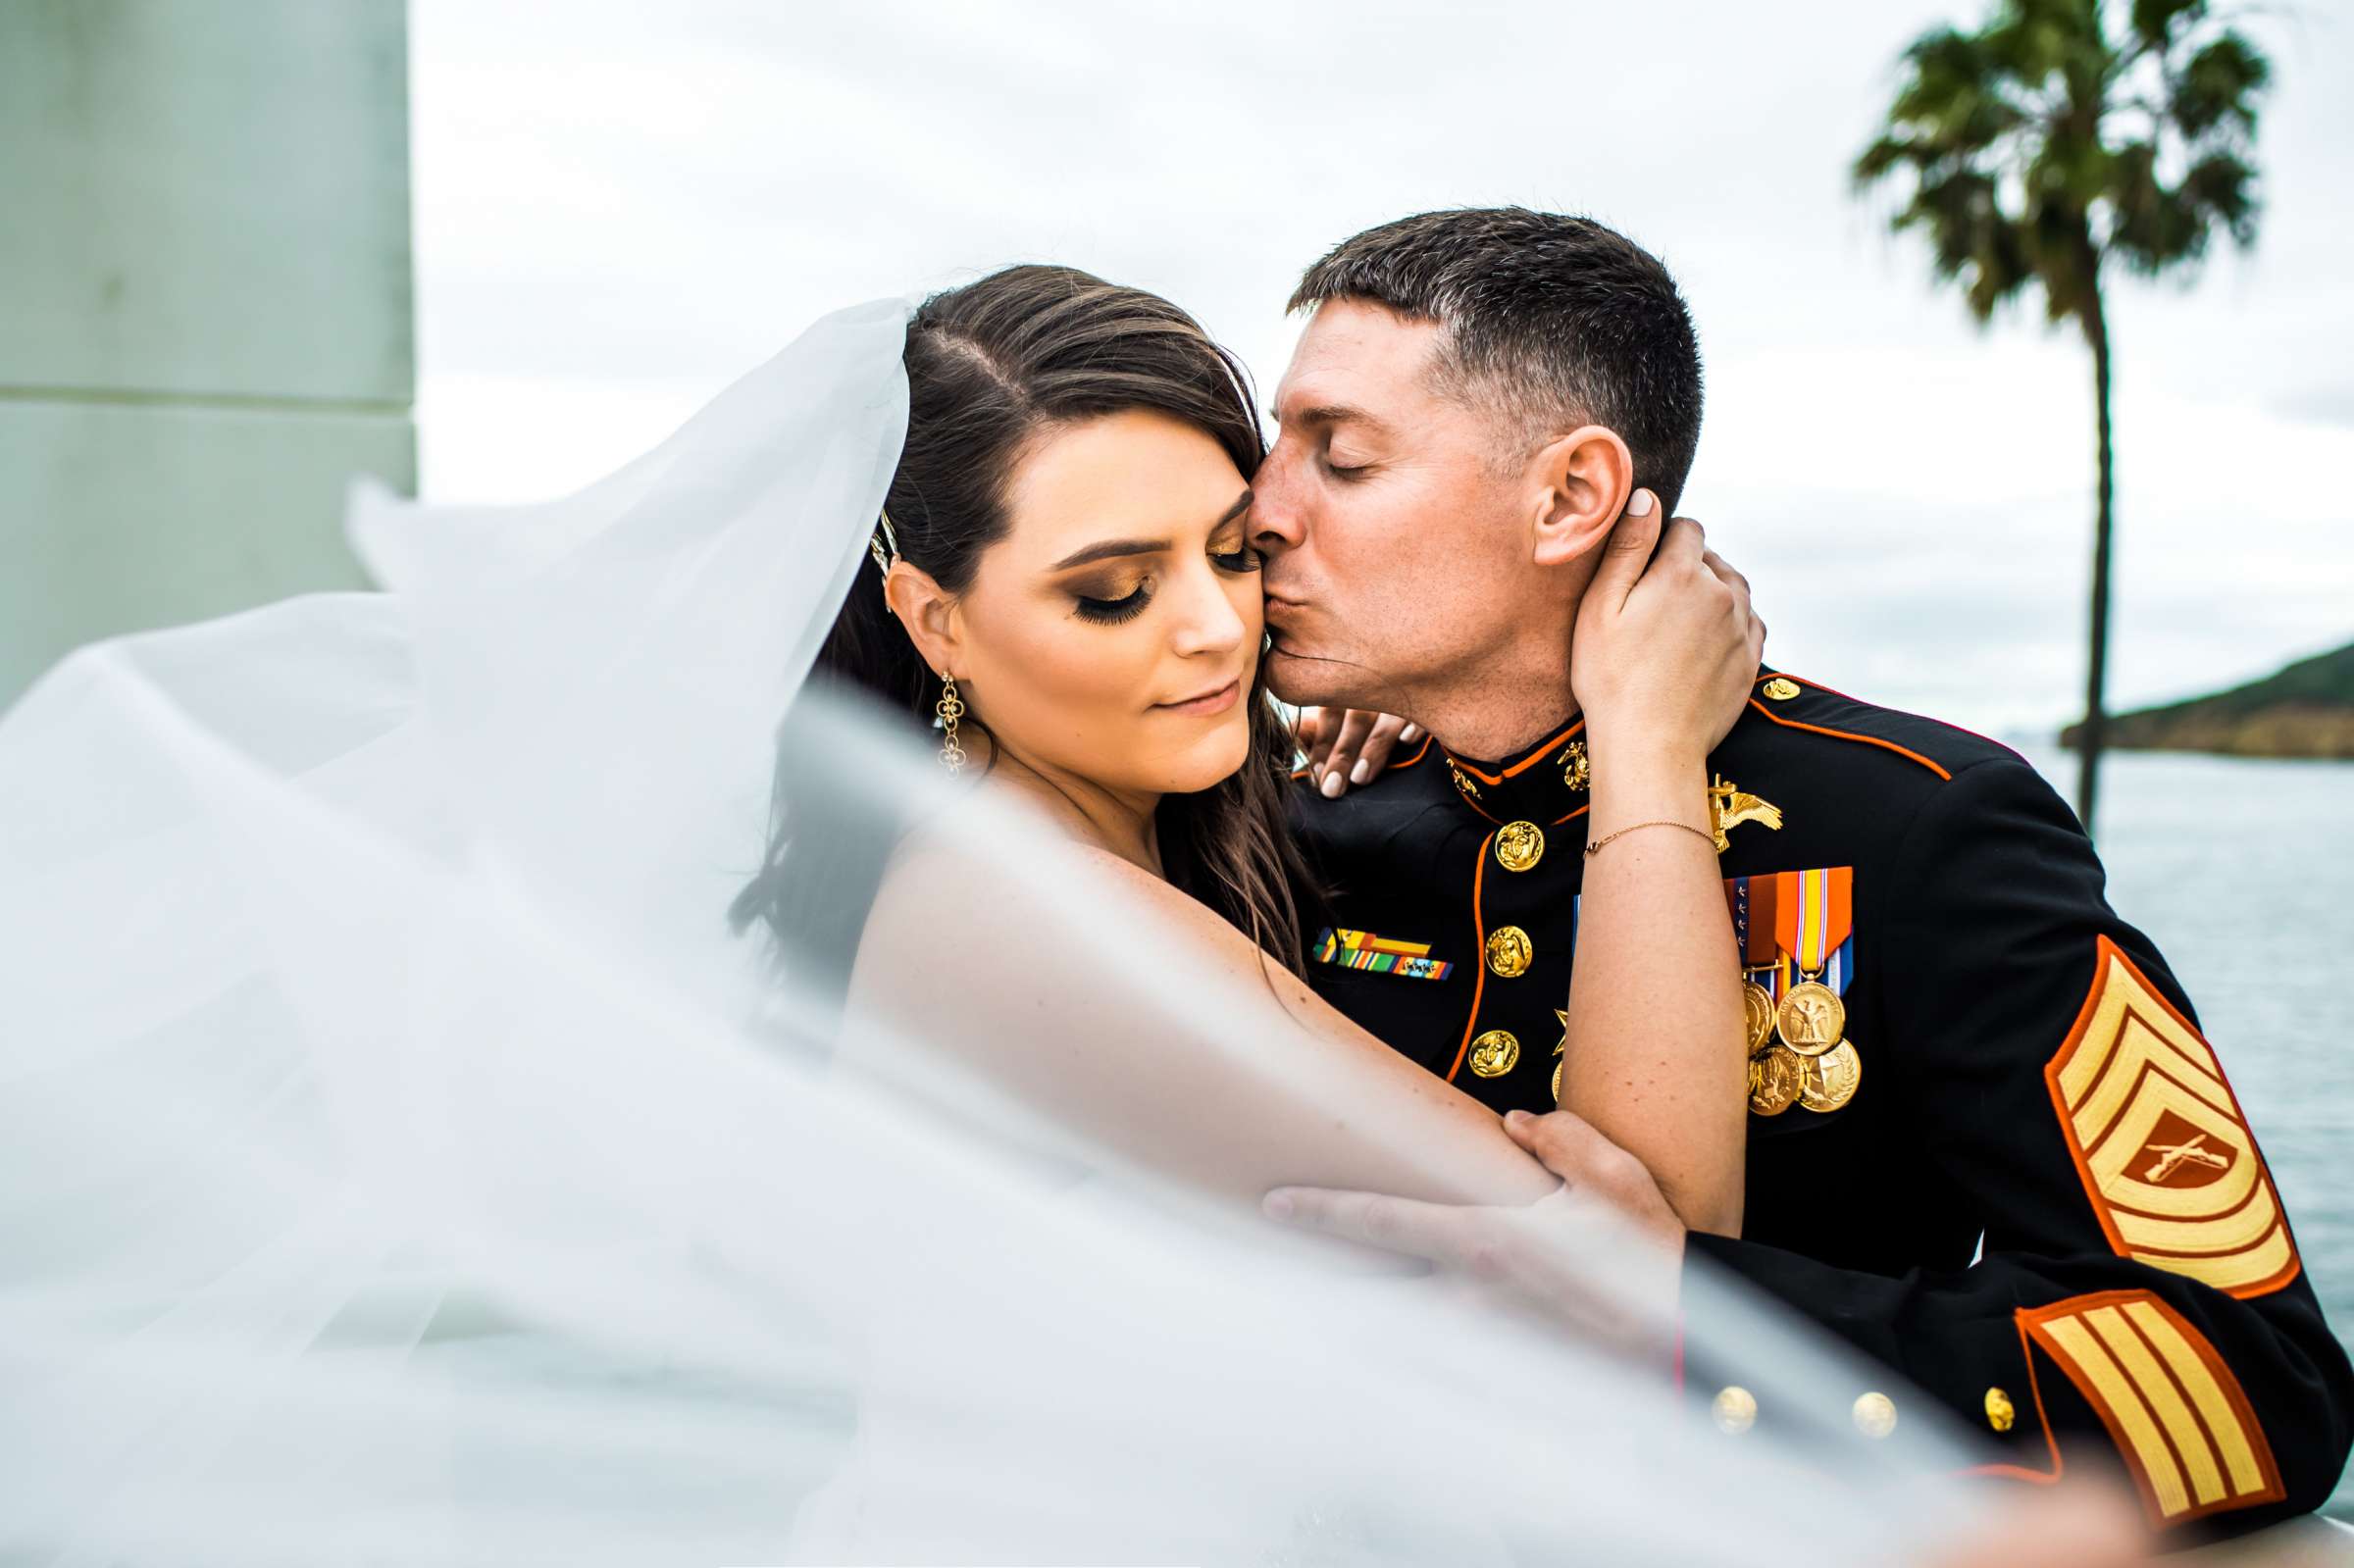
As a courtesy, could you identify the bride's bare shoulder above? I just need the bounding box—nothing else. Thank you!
[857,788,1254,1004]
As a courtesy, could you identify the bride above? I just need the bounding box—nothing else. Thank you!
[737,262,1758,1229]
[0,267,2143,1564]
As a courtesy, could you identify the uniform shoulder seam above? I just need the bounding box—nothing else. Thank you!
[1751,673,2029,784]
[1743,689,1954,782]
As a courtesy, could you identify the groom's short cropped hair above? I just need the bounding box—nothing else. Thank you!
[1289,208,1703,514]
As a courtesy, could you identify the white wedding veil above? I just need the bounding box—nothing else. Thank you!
[1,299,2022,1564]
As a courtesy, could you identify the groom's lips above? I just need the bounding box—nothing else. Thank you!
[1264,596,1313,652]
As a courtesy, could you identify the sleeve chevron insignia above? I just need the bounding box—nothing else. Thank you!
[2044,937,2299,1298]
[2019,1290,2284,1527]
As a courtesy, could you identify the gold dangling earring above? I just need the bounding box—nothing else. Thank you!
[936,675,967,775]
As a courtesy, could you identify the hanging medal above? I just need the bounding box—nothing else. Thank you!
[1732,874,1779,1053]
[1728,874,1801,1116]
[1772,867,1853,1057]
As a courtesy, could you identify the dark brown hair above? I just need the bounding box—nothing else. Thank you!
[1291,207,1705,512]
[732,265,1317,978]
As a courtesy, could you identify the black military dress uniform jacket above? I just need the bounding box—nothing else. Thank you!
[1290,670,2352,1536]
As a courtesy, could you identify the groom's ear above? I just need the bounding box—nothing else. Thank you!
[882,563,965,680]
[1525,426,1634,570]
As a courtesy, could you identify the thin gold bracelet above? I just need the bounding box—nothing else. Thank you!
[1584,820,1715,858]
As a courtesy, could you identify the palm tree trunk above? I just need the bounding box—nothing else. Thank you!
[2076,284,2115,836]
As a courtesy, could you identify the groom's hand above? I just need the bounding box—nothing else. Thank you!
[1264,1108,1688,1349]
[1294,709,1421,798]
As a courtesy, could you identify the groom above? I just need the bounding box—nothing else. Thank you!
[1254,208,2351,1536]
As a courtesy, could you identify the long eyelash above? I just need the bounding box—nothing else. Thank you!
[1212,548,1262,574]
[1075,584,1151,625]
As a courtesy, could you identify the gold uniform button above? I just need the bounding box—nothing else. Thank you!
[1711,1386,1757,1435]
[1852,1391,1897,1440]
[1494,820,1545,872]
[1984,1387,2016,1434]
[1762,677,1802,701]
[1485,925,1533,979]
[1467,1029,1520,1078]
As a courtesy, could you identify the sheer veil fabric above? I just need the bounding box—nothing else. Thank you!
[1,300,1991,1564]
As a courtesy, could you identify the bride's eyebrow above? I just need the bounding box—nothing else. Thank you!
[1048,490,1252,571]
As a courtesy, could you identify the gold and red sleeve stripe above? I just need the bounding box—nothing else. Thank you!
[2018,1290,2284,1528]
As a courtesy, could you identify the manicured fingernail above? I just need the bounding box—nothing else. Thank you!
[1504,1109,1530,1128]
[1351,758,1374,784]
[1400,724,1421,743]
[1321,771,1346,798]
[1263,1191,1295,1220]
[1626,489,1656,516]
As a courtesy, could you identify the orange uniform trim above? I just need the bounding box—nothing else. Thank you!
[1453,786,1507,827]
[2043,936,2299,1299]
[2014,1290,2285,1528]
[1742,697,1953,782]
[1445,830,1498,1083]
[1960,1309,2068,1487]
[1289,730,1432,783]
[1446,718,1587,787]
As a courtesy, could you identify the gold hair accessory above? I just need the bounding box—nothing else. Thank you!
[936,674,967,775]
[869,508,901,576]
[1584,820,1714,858]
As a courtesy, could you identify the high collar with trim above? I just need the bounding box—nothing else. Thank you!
[1435,715,1592,828]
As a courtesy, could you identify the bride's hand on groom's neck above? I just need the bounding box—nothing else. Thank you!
[1570,489,1765,770]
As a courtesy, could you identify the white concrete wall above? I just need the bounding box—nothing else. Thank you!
[0,0,414,702]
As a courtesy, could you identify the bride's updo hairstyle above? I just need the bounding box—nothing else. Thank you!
[735,265,1317,980]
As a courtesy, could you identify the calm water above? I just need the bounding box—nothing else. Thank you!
[2011,744,2353,1518]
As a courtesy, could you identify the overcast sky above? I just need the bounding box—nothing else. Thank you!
[408,0,2354,735]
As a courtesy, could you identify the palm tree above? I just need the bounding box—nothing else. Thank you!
[1854,0,2269,834]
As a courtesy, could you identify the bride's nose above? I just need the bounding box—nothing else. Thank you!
[1165,565,1248,659]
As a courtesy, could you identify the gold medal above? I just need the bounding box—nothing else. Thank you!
[1775,980,1845,1057]
[1742,980,1777,1053]
[1467,1029,1519,1078]
[1494,821,1545,873]
[1748,1045,1803,1116]
[1798,1039,1862,1113]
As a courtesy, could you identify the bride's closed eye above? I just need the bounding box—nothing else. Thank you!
[1210,534,1262,576]
[1074,579,1151,625]
[1072,537,1258,625]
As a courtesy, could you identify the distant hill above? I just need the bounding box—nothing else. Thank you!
[2061,640,2354,759]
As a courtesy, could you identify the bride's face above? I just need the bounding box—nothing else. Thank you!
[945,408,1264,797]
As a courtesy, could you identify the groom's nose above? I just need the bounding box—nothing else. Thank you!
[1250,454,1305,558]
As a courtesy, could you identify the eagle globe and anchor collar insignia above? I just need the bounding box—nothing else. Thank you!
[1438,721,1591,827]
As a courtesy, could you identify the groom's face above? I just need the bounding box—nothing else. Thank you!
[1253,301,1533,714]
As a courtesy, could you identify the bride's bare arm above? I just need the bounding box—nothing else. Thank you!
[845,823,1557,1210]
[1562,496,1765,1239]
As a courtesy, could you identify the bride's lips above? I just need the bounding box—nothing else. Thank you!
[1154,678,1242,718]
